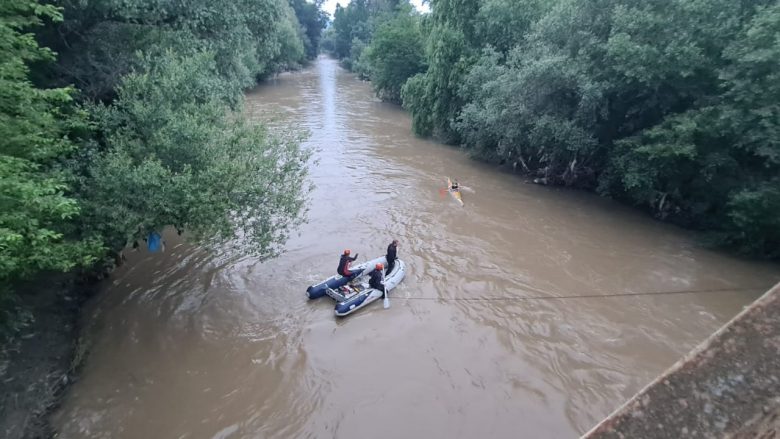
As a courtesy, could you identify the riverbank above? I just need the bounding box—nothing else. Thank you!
[46,57,780,438]
[0,276,98,439]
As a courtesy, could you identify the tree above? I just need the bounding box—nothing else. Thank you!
[327,0,406,66]
[401,0,479,141]
[363,8,426,103]
[474,0,544,54]
[270,5,308,72]
[43,0,309,102]
[0,0,99,295]
[72,52,311,257]
[401,0,779,256]
[601,2,780,256]
[457,44,603,185]
[289,0,329,59]
[319,26,336,53]
[1,0,325,328]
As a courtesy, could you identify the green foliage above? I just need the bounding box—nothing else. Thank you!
[74,53,311,256]
[474,0,543,54]
[319,26,336,53]
[1,0,324,327]
[0,0,101,290]
[397,0,779,257]
[362,8,426,103]
[400,73,434,135]
[600,2,780,257]
[327,0,407,69]
[405,24,473,140]
[401,0,479,140]
[44,0,314,101]
[347,38,372,79]
[289,0,329,59]
[457,41,605,185]
[331,0,370,59]
[725,185,780,257]
[271,5,308,72]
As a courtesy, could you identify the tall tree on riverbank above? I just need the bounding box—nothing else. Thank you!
[73,52,310,256]
[0,1,104,334]
[1,0,326,328]
[401,0,480,141]
[290,0,329,59]
[361,5,426,103]
[373,0,780,258]
[601,2,780,257]
[0,1,100,304]
[40,0,316,102]
[326,0,406,68]
[44,0,320,252]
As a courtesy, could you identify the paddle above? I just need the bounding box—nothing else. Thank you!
[382,268,390,309]
[441,182,464,206]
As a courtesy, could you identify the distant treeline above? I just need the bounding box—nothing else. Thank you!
[0,0,327,328]
[325,0,780,259]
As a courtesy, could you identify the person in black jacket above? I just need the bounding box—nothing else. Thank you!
[386,239,398,273]
[337,249,361,279]
[369,263,385,293]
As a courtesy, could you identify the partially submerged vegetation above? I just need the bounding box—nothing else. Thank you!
[0,0,327,331]
[2,0,326,435]
[327,0,780,258]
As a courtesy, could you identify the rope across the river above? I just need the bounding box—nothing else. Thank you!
[393,285,773,302]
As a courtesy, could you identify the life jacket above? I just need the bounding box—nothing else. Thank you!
[386,243,397,261]
[337,255,347,276]
[369,270,383,289]
[337,254,353,276]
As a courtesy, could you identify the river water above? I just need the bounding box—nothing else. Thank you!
[52,57,779,438]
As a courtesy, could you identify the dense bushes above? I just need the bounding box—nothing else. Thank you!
[1,1,100,290]
[329,0,780,258]
[0,0,324,327]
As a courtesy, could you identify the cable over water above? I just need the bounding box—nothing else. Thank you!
[52,58,780,439]
[395,286,773,301]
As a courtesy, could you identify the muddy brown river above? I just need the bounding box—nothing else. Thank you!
[52,57,779,438]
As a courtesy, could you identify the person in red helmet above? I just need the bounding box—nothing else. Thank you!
[369,263,385,293]
[337,249,361,280]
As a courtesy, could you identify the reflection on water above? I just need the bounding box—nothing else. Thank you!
[52,57,779,438]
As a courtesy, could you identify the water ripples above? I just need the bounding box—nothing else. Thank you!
[51,58,780,439]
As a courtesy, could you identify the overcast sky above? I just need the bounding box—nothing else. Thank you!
[321,0,430,17]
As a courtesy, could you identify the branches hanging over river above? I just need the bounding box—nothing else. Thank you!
[329,0,780,259]
[0,0,326,329]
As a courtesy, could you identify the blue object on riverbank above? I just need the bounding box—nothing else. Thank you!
[147,231,162,252]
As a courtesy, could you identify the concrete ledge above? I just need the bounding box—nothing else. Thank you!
[583,282,780,439]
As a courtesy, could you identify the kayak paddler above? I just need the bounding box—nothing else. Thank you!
[386,239,398,273]
[451,179,460,191]
[369,263,386,293]
[337,249,362,280]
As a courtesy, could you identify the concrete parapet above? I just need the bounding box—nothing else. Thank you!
[583,282,780,439]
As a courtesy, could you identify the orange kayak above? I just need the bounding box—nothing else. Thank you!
[447,177,464,206]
